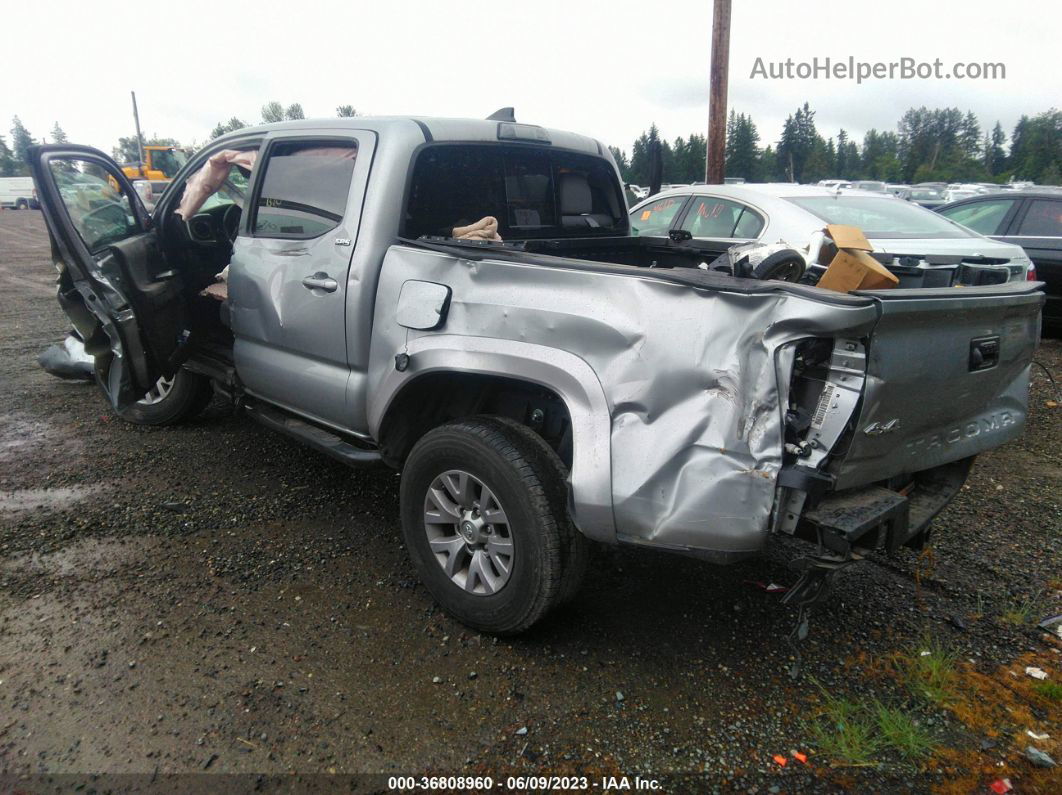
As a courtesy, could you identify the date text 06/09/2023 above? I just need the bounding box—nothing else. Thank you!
[386,775,663,791]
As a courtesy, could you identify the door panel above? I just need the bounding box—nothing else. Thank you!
[28,144,182,409]
[229,132,377,428]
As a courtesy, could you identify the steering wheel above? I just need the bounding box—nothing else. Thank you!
[221,203,242,244]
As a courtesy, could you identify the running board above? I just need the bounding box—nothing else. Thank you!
[243,403,382,468]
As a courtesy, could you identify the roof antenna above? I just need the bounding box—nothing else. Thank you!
[486,107,516,122]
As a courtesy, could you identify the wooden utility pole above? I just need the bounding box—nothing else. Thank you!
[705,0,732,184]
[131,91,145,170]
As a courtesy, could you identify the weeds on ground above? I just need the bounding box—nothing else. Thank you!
[871,701,934,760]
[999,589,1043,626]
[808,692,881,766]
[1033,681,1062,702]
[895,635,959,706]
[807,684,935,767]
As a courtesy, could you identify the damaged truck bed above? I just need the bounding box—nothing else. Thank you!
[29,112,1045,634]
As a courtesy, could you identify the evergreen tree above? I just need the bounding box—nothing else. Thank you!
[336,105,358,117]
[608,146,630,180]
[50,122,69,145]
[1008,110,1061,181]
[835,129,849,177]
[725,112,759,181]
[0,135,15,177]
[1040,161,1061,186]
[285,103,305,120]
[988,122,1007,176]
[10,116,35,175]
[960,111,982,159]
[776,103,820,182]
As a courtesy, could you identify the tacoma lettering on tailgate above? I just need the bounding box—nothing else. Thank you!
[905,412,1015,456]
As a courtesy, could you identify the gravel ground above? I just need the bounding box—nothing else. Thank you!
[0,209,1059,793]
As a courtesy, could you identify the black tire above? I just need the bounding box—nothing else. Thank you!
[16,199,28,210]
[751,249,805,282]
[400,418,567,634]
[96,359,213,426]
[484,417,589,607]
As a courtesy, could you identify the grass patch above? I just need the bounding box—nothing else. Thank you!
[1033,681,1062,702]
[807,685,936,766]
[809,693,880,766]
[872,701,934,760]
[999,590,1042,626]
[897,636,959,706]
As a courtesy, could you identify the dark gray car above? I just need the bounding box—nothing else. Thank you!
[938,191,1061,328]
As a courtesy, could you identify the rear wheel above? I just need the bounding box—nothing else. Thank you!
[400,417,572,634]
[96,359,213,426]
[16,199,28,210]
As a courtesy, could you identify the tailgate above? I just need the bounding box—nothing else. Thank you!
[833,282,1044,489]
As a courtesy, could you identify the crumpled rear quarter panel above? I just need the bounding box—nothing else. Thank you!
[370,247,880,558]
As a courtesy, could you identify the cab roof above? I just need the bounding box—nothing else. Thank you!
[213,115,607,157]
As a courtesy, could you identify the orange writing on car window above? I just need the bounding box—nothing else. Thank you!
[651,199,677,212]
[697,201,724,219]
[640,210,652,220]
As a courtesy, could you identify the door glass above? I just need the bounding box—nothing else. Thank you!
[253,141,358,239]
[733,207,766,238]
[629,195,686,236]
[680,197,754,238]
[939,199,1014,235]
[1016,199,1062,236]
[49,160,138,251]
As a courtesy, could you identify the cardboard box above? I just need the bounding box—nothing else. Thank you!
[816,224,898,293]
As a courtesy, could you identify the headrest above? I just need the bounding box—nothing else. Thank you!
[558,173,592,215]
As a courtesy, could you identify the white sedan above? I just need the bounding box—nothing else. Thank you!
[628,184,1034,286]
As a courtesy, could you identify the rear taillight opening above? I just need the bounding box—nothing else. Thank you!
[1027,265,1038,281]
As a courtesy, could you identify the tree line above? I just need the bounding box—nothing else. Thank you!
[0,102,360,176]
[5,102,1058,188]
[610,105,1062,187]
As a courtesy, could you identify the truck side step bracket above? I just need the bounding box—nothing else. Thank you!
[244,402,382,468]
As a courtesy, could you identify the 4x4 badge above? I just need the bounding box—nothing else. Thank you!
[864,418,902,436]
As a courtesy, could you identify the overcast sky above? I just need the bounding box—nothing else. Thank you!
[2,0,1057,157]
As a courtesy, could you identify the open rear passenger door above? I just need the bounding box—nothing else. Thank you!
[29,144,187,410]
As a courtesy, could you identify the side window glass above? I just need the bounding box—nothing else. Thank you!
[733,207,765,238]
[253,141,358,239]
[629,196,686,236]
[49,159,138,251]
[1016,199,1062,236]
[680,197,748,238]
[940,199,1014,235]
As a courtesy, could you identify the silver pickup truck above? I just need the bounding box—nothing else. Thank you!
[29,114,1043,634]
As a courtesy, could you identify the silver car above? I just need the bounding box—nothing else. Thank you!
[629,184,1035,286]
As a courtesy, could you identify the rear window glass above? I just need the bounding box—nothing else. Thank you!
[787,196,973,239]
[254,141,358,239]
[1016,199,1062,236]
[939,198,1015,235]
[403,144,625,240]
